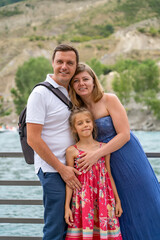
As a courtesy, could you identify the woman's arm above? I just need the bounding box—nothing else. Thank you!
[78,94,130,171]
[105,154,123,217]
[64,146,77,226]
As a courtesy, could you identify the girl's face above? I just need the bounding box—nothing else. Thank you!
[72,71,94,97]
[74,112,93,139]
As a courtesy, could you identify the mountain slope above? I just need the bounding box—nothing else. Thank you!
[0,0,160,128]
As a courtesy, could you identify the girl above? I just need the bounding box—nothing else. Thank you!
[65,107,123,240]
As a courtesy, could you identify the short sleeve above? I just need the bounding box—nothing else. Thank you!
[26,91,46,125]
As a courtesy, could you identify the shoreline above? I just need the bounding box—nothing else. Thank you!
[0,109,160,132]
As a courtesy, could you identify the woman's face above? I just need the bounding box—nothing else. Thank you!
[72,71,94,97]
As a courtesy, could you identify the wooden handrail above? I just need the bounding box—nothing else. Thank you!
[0,199,43,205]
[0,180,41,186]
[0,237,42,240]
[0,152,23,157]
[0,152,160,158]
[0,218,43,224]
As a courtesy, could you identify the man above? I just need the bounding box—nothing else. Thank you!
[26,44,81,240]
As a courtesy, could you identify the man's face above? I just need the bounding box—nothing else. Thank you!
[52,51,77,88]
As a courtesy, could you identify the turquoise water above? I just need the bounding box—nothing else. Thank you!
[0,131,43,237]
[0,130,160,237]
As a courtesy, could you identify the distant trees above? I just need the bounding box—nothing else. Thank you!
[11,57,52,114]
[10,55,160,120]
[112,58,160,119]
[86,58,160,119]
[87,58,111,90]
[87,58,105,77]
[0,96,11,116]
[112,71,133,105]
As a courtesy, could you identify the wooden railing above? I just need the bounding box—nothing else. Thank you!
[0,152,160,240]
[0,152,43,240]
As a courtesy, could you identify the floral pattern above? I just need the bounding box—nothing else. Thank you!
[65,145,122,240]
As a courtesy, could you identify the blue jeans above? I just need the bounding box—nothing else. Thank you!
[38,168,67,240]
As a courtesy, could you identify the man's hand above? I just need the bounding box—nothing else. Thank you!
[60,165,82,190]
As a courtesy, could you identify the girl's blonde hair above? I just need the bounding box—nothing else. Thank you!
[69,107,97,142]
[69,63,104,107]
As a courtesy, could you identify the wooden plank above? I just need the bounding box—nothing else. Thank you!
[0,152,23,158]
[146,152,160,158]
[0,199,43,205]
[0,237,42,240]
[0,181,41,186]
[0,218,44,224]
[0,152,160,158]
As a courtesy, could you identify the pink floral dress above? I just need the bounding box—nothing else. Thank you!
[65,144,122,240]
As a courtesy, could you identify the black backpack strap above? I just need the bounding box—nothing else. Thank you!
[19,107,27,138]
[34,82,73,110]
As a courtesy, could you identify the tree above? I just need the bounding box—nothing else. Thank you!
[140,90,160,120]
[112,71,133,105]
[0,96,11,116]
[87,58,104,77]
[11,57,52,114]
[86,58,112,91]
[111,58,160,119]
[133,59,159,94]
[111,58,137,105]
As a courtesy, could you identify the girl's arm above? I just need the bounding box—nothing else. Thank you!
[105,154,123,217]
[78,94,130,171]
[65,146,77,226]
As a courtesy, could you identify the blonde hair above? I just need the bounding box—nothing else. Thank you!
[69,107,97,142]
[69,63,104,107]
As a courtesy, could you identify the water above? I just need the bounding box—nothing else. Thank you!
[0,130,160,237]
[0,131,43,237]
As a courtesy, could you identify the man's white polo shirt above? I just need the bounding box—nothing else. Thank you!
[26,74,74,174]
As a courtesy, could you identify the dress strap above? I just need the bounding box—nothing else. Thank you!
[100,142,103,148]
[73,144,83,153]
[74,144,78,149]
[74,144,81,152]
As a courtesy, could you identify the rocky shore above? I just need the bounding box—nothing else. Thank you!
[128,109,160,131]
[1,107,160,131]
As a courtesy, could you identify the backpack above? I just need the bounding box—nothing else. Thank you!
[18,81,73,164]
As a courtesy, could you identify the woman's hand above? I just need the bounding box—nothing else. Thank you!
[77,149,101,172]
[65,207,74,226]
[115,201,123,217]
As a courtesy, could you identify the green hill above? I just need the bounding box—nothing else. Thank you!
[0,0,160,128]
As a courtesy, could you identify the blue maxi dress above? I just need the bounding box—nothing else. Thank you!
[95,116,160,240]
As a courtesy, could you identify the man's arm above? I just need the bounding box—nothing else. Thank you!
[27,123,81,190]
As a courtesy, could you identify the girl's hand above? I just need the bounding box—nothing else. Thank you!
[77,149,101,172]
[115,201,123,217]
[65,208,74,226]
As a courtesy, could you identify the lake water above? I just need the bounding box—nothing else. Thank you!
[0,130,160,237]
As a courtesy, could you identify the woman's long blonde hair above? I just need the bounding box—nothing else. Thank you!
[69,63,104,107]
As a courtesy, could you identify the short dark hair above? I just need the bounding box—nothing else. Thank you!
[52,44,79,64]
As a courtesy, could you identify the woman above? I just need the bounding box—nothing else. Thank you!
[69,63,160,240]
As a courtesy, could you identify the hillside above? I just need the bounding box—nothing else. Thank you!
[0,0,160,129]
